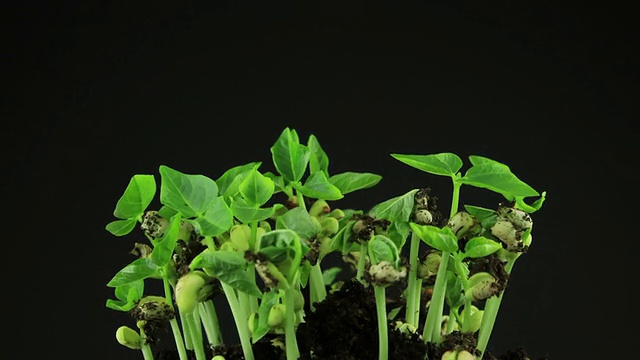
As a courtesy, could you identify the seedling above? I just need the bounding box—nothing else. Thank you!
[105,127,545,360]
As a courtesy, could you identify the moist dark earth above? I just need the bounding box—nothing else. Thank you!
[154,279,547,360]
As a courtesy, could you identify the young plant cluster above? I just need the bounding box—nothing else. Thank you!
[106,127,546,360]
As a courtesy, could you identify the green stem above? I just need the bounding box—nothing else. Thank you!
[309,262,327,311]
[296,190,307,212]
[169,318,189,360]
[221,282,255,360]
[183,309,207,360]
[453,257,473,334]
[284,286,301,360]
[357,241,368,284]
[374,286,389,360]
[422,251,449,343]
[422,180,462,343]
[138,326,154,360]
[163,276,188,360]
[199,301,223,346]
[477,256,518,359]
[405,232,421,327]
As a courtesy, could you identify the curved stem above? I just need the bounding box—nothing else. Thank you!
[139,328,155,360]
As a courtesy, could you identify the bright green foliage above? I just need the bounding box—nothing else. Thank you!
[104,127,545,360]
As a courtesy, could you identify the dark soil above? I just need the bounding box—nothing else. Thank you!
[154,279,547,360]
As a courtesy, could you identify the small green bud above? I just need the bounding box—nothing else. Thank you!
[394,321,419,339]
[268,303,287,328]
[212,356,226,360]
[459,305,484,333]
[418,250,441,279]
[309,200,331,218]
[116,326,141,350]
[230,224,252,252]
[220,241,238,252]
[327,208,345,220]
[320,216,340,237]
[293,289,305,311]
[247,312,256,336]
[442,350,458,360]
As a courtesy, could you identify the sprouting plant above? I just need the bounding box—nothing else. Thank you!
[105,128,545,360]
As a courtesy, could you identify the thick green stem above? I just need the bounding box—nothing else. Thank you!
[163,276,188,360]
[221,282,255,360]
[183,309,207,360]
[138,327,155,360]
[169,318,189,360]
[357,241,368,284]
[374,286,389,360]
[422,252,450,343]
[309,262,327,311]
[405,232,421,326]
[284,286,300,360]
[199,301,223,346]
[422,180,462,343]
[477,257,518,358]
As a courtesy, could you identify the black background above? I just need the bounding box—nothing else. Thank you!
[4,1,636,359]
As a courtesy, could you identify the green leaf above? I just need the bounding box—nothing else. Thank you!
[231,198,276,223]
[216,162,261,198]
[151,214,181,266]
[461,156,538,198]
[391,153,463,177]
[322,267,342,285]
[276,207,320,240]
[445,272,464,310]
[368,234,400,266]
[105,218,138,237]
[329,172,382,195]
[107,258,159,287]
[463,237,503,258]
[240,169,275,206]
[159,165,219,218]
[329,220,356,254]
[515,191,547,213]
[294,171,343,200]
[191,250,262,298]
[106,282,144,311]
[258,229,306,264]
[270,127,310,183]
[308,134,330,177]
[464,205,498,230]
[113,174,156,219]
[409,223,459,253]
[386,221,410,249]
[196,196,234,237]
[368,189,418,223]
